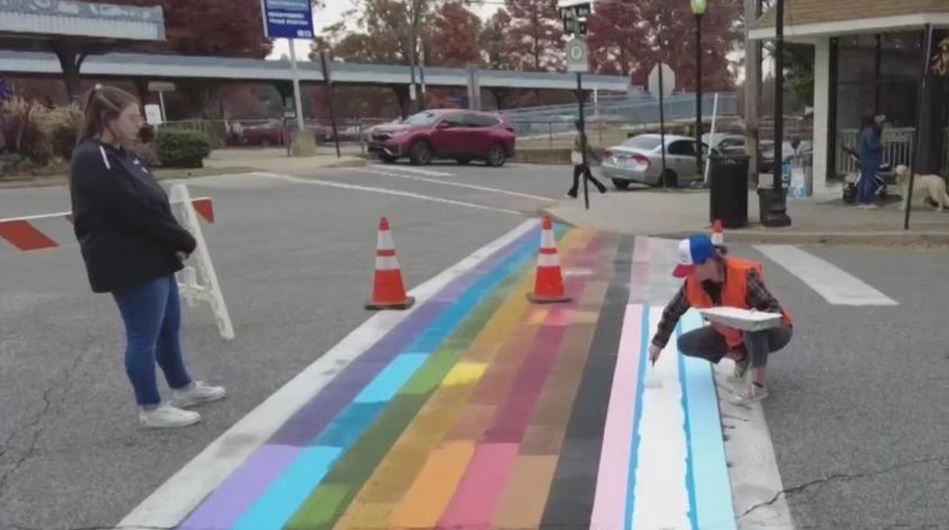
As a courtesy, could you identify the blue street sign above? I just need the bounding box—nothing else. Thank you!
[260,0,314,39]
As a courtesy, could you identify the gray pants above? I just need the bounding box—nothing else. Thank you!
[677,325,793,368]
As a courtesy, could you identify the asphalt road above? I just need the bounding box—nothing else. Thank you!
[1,161,947,529]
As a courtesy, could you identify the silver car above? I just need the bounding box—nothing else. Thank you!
[600,134,710,189]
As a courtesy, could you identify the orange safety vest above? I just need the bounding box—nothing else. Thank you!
[685,257,793,348]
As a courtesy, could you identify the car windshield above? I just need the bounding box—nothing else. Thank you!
[402,112,440,126]
[622,136,663,150]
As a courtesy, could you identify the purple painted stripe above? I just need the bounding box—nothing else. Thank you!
[179,225,539,530]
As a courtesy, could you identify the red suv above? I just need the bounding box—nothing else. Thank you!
[367,110,516,167]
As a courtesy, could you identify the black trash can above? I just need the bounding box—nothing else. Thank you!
[708,155,750,229]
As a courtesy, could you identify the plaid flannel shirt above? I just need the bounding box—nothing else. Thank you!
[651,270,785,349]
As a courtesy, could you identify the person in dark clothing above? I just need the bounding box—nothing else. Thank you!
[567,120,607,198]
[70,85,226,429]
[648,235,794,404]
[857,114,883,208]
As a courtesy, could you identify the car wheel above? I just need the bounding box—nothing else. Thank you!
[456,158,472,165]
[486,145,506,167]
[612,179,631,191]
[380,155,397,164]
[660,169,679,188]
[409,141,432,165]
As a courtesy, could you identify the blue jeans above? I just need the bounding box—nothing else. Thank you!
[113,275,192,406]
[859,163,879,204]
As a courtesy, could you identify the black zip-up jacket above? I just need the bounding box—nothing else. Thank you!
[70,140,197,293]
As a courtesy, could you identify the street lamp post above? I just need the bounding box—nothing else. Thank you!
[691,0,707,179]
[763,0,792,226]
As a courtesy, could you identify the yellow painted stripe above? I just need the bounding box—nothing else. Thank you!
[334,231,592,530]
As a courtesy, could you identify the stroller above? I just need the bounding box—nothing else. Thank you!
[841,145,894,204]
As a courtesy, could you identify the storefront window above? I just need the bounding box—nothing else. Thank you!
[836,30,923,128]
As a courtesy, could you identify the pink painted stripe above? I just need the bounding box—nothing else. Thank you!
[436,240,601,528]
[590,304,645,529]
[437,443,520,528]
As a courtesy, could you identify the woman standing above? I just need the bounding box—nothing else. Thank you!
[857,114,883,208]
[70,85,226,428]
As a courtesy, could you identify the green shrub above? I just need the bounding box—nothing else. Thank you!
[156,128,211,168]
[46,103,83,160]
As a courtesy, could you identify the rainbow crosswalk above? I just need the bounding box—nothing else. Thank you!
[176,225,737,530]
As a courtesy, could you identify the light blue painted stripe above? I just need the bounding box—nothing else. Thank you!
[680,310,737,530]
[230,224,545,530]
[354,354,428,404]
[231,446,343,530]
[676,319,700,530]
[624,306,650,530]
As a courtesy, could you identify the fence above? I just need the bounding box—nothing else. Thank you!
[835,128,916,177]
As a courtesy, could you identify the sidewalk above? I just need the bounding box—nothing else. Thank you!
[204,147,366,175]
[544,188,949,245]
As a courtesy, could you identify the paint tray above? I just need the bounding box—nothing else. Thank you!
[697,307,783,332]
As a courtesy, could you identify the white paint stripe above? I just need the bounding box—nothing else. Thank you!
[117,219,539,530]
[0,197,212,224]
[713,361,795,529]
[357,168,556,202]
[754,244,898,306]
[253,172,522,216]
[0,210,71,223]
[631,306,691,530]
[369,164,456,177]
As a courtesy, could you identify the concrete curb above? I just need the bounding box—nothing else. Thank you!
[540,207,949,246]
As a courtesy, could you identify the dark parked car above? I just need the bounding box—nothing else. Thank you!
[367,110,516,167]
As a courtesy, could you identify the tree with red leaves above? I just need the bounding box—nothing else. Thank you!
[634,0,741,91]
[428,3,482,68]
[587,1,648,77]
[504,0,564,72]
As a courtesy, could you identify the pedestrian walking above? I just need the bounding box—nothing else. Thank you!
[70,85,226,429]
[648,234,794,404]
[567,120,607,198]
[857,113,883,208]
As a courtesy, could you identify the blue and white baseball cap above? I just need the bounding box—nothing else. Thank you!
[673,234,716,278]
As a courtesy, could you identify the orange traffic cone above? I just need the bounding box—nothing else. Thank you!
[711,219,724,245]
[527,217,571,304]
[366,217,415,310]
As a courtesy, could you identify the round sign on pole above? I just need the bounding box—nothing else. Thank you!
[648,63,676,99]
[566,38,589,72]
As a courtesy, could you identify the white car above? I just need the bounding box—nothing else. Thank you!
[600,134,711,189]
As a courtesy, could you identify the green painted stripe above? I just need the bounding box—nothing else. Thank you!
[285,259,533,530]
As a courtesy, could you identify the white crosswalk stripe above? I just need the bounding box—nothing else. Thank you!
[755,244,899,306]
[369,165,456,178]
[354,168,557,202]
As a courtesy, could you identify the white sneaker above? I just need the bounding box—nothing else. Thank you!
[139,403,201,429]
[731,383,769,405]
[171,381,227,408]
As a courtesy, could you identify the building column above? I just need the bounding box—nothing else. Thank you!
[812,37,832,194]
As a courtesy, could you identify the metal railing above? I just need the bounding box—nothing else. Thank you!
[835,127,915,177]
